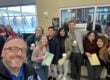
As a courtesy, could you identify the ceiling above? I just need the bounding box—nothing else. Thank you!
[0,0,36,7]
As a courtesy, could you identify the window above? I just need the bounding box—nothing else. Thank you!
[0,5,37,33]
[60,4,110,33]
[60,7,94,31]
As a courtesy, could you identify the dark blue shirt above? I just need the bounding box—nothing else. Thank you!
[48,37,60,64]
[8,66,24,80]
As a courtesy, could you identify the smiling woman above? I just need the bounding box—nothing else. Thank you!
[97,35,110,80]
[31,35,49,80]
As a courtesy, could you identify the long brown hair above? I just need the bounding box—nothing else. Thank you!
[98,36,109,62]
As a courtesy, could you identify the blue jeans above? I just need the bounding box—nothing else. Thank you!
[36,65,48,80]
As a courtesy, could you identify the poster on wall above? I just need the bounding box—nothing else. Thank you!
[52,18,59,29]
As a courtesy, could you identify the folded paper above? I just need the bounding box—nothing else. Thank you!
[42,52,54,66]
[88,53,100,66]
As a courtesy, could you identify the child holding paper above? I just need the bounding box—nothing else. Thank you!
[31,35,49,80]
[83,31,103,80]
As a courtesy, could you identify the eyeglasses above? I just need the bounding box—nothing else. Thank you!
[4,46,27,53]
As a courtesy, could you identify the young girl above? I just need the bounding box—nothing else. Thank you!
[97,36,110,80]
[83,31,103,80]
[57,27,72,80]
[31,35,49,80]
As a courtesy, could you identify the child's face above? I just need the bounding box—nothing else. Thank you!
[97,38,104,48]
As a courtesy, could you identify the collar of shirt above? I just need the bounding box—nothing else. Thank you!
[8,66,24,80]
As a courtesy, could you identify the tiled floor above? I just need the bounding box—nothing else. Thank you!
[56,65,107,80]
[57,76,105,80]
[56,74,88,80]
[66,75,88,80]
[49,65,106,80]
[59,75,106,80]
[66,76,87,80]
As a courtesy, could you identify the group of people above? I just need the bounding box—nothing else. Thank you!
[83,31,110,80]
[0,25,17,39]
[0,19,110,80]
[26,19,110,80]
[0,25,18,59]
[0,25,38,80]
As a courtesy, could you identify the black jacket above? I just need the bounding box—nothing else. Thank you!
[0,60,38,80]
[105,62,110,75]
[26,34,40,64]
[48,37,60,64]
[0,36,5,59]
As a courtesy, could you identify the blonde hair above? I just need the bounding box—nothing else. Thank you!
[38,35,49,51]
[68,19,76,25]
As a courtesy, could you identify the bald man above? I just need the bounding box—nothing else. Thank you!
[0,37,38,80]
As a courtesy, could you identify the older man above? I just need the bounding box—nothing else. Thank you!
[0,37,38,80]
[26,27,43,64]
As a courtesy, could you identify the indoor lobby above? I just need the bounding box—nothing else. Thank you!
[0,0,110,80]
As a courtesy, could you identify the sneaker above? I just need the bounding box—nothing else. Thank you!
[62,76,66,80]
[58,74,62,79]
